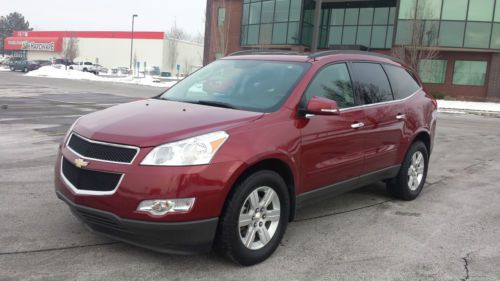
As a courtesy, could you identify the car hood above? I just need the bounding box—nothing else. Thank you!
[74,99,264,147]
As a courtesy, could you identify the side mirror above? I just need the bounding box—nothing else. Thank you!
[305,96,340,115]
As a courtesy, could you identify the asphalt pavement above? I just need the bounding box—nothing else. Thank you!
[1,71,499,281]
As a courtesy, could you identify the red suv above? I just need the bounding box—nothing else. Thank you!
[55,51,437,265]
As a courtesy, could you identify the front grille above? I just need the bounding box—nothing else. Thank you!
[62,157,122,192]
[67,133,138,164]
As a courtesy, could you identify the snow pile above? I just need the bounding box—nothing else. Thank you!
[0,66,10,72]
[25,66,177,88]
[438,100,500,113]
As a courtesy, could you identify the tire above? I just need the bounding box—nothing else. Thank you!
[216,170,290,266]
[387,141,428,200]
[23,67,28,73]
[10,66,15,71]
[69,66,74,70]
[83,68,88,72]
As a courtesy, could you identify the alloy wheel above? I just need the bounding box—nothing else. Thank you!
[407,151,425,191]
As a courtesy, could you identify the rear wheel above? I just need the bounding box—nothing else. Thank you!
[216,170,289,266]
[10,66,15,71]
[23,67,28,73]
[387,141,428,200]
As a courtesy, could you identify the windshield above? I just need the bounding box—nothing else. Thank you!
[159,59,310,112]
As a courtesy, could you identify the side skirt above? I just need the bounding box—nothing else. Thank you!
[295,165,401,210]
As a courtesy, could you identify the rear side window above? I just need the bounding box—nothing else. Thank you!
[384,64,421,99]
[303,63,355,108]
[351,63,393,104]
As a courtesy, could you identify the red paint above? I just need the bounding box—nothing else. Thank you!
[55,53,437,224]
[4,36,63,52]
[13,30,164,40]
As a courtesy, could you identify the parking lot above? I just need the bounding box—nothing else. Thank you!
[1,70,499,281]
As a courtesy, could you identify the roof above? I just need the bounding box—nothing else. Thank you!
[11,31,165,40]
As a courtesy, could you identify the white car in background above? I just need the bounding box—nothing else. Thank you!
[69,61,101,75]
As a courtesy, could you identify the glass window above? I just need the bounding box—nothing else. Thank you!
[259,24,272,44]
[342,26,357,44]
[247,25,260,44]
[241,25,248,45]
[416,0,442,20]
[439,21,465,47]
[161,60,311,113]
[272,22,288,44]
[464,23,492,49]
[359,8,374,25]
[423,21,439,46]
[396,20,412,44]
[453,61,488,86]
[468,0,494,22]
[261,1,275,23]
[386,25,394,48]
[275,0,290,22]
[344,8,359,25]
[303,63,355,108]
[491,23,500,49]
[218,7,226,26]
[249,2,261,24]
[356,26,371,46]
[328,26,343,45]
[418,59,447,84]
[496,1,500,22]
[242,4,250,25]
[289,0,301,21]
[389,7,396,23]
[371,26,387,48]
[351,63,394,104]
[288,22,300,44]
[385,64,421,99]
[373,8,389,25]
[442,0,467,20]
[399,0,417,19]
[331,9,345,25]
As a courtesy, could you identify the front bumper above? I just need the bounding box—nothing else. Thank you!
[57,191,218,254]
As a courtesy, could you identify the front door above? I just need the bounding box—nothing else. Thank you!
[299,63,366,193]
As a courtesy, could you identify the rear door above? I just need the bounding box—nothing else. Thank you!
[300,63,366,193]
[350,62,404,174]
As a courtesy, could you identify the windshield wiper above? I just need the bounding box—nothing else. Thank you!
[195,100,238,109]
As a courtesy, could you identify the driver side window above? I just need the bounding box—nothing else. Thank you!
[303,63,355,109]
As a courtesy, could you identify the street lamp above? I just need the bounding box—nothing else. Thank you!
[129,14,138,70]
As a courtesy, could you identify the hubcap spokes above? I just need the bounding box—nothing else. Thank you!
[407,151,425,191]
[239,186,280,250]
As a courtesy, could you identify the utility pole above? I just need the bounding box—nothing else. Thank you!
[129,14,138,70]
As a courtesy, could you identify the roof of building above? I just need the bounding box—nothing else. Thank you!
[11,31,165,40]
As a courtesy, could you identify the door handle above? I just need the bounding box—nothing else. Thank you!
[351,122,365,129]
[396,113,406,121]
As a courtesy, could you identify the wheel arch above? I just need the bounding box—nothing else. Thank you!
[411,130,432,156]
[224,158,297,222]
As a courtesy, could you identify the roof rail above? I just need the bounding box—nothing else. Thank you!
[228,49,305,56]
[308,50,403,64]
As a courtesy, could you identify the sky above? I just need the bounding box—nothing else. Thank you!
[1,0,206,37]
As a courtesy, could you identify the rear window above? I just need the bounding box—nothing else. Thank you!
[351,63,393,104]
[384,64,421,99]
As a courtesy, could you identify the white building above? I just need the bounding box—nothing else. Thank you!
[4,30,203,75]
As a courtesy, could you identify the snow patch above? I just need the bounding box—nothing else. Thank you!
[438,100,500,113]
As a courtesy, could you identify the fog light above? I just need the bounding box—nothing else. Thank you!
[137,198,195,216]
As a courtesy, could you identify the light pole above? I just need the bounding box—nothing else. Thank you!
[129,14,138,70]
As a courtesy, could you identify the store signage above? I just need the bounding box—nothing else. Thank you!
[4,37,63,52]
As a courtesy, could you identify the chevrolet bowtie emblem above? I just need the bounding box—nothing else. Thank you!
[74,158,89,168]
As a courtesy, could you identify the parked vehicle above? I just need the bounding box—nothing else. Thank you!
[111,67,131,75]
[53,58,74,66]
[2,56,23,66]
[69,61,100,75]
[55,51,437,266]
[33,60,52,67]
[9,60,42,72]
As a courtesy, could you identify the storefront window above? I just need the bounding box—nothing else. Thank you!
[464,23,492,49]
[418,59,447,83]
[275,0,290,22]
[396,20,412,44]
[496,1,500,22]
[374,8,389,25]
[416,0,442,20]
[439,21,465,47]
[452,61,488,86]
[359,8,374,25]
[371,26,387,48]
[342,26,357,44]
[467,0,494,22]
[261,1,274,23]
[344,8,359,25]
[356,26,372,46]
[491,23,500,49]
[442,0,467,20]
[272,23,288,44]
[249,2,261,24]
[399,0,417,19]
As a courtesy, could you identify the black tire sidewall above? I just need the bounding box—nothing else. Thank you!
[219,170,290,266]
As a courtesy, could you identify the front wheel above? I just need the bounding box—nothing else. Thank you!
[387,141,429,200]
[10,66,15,71]
[216,170,290,266]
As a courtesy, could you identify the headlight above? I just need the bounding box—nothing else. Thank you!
[141,131,229,166]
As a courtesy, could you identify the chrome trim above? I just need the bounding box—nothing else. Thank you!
[351,122,365,129]
[66,132,140,165]
[339,88,422,113]
[60,156,124,196]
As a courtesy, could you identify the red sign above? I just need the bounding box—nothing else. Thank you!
[4,37,63,52]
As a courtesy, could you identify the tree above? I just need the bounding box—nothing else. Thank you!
[167,21,189,74]
[391,0,439,72]
[62,37,79,66]
[0,12,33,54]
